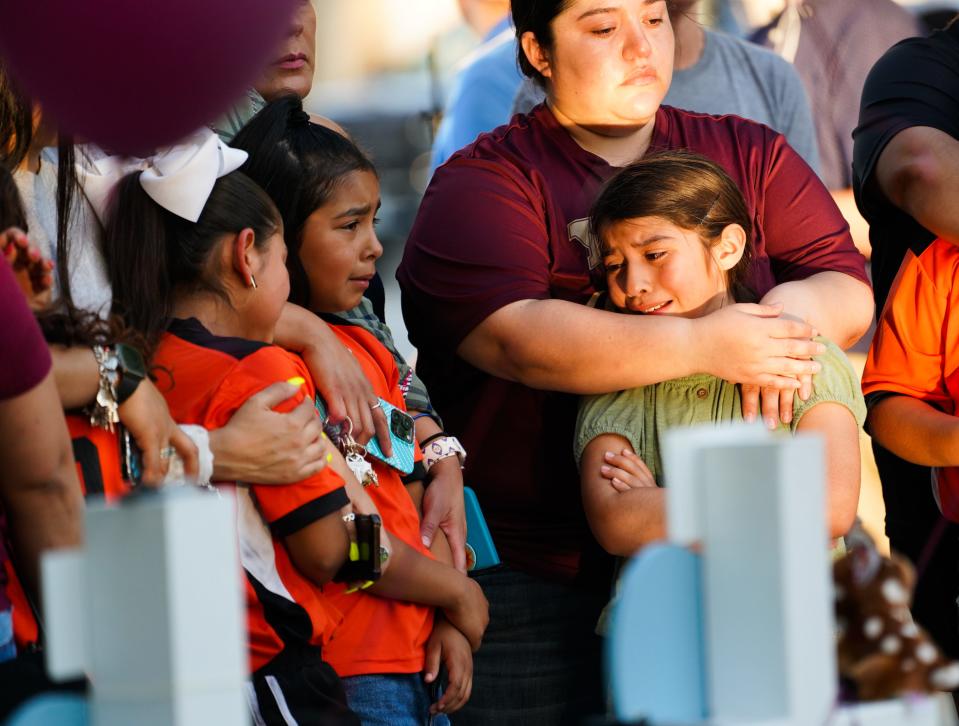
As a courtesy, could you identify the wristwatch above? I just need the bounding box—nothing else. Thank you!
[422,435,467,472]
[114,343,147,404]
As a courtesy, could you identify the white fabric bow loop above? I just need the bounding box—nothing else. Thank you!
[80,154,149,225]
[78,128,247,225]
[139,130,248,222]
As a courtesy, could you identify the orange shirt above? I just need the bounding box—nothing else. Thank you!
[154,318,348,673]
[863,239,959,520]
[9,416,133,650]
[320,323,434,678]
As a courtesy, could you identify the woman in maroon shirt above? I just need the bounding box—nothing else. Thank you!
[399,1,873,723]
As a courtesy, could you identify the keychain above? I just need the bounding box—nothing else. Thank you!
[338,419,378,488]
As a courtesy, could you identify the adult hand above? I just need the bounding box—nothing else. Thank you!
[299,338,392,456]
[739,307,816,427]
[209,381,329,484]
[600,448,657,492]
[693,302,824,389]
[424,616,474,715]
[442,576,489,653]
[739,379,811,430]
[421,456,467,572]
[118,378,199,486]
[2,227,54,310]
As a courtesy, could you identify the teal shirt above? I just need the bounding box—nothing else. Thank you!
[574,337,866,483]
[213,89,266,143]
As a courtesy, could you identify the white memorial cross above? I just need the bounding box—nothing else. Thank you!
[41,486,248,726]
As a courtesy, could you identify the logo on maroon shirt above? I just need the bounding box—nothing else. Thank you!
[567,217,602,271]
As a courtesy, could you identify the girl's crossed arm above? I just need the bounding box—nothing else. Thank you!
[579,433,666,557]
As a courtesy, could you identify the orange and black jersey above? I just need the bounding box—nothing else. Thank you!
[318,321,435,678]
[7,415,135,651]
[153,318,348,673]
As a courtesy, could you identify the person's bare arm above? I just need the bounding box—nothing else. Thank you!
[458,299,822,395]
[868,395,959,467]
[407,480,455,565]
[369,537,488,650]
[412,413,466,570]
[284,511,351,586]
[273,302,391,450]
[579,434,665,556]
[876,126,959,245]
[49,344,199,484]
[0,371,83,603]
[794,403,861,538]
[759,272,873,351]
[49,344,99,409]
[832,188,872,260]
[745,273,872,428]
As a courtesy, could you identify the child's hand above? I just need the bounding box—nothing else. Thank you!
[424,616,473,715]
[442,575,489,652]
[600,448,657,491]
[2,227,54,310]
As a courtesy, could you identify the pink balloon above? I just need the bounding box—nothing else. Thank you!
[0,0,297,154]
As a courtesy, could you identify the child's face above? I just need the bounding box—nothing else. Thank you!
[245,231,291,341]
[299,170,383,313]
[602,216,730,318]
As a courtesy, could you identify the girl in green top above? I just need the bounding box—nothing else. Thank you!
[575,151,865,559]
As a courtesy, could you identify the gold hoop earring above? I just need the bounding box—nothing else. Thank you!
[249,275,257,289]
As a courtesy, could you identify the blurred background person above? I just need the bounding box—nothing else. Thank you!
[430,0,523,173]
[853,10,959,667]
[752,0,920,258]
[0,250,83,718]
[216,0,319,141]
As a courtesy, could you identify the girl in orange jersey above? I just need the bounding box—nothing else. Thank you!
[103,129,375,726]
[234,97,488,725]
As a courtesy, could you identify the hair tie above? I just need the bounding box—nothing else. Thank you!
[291,108,311,127]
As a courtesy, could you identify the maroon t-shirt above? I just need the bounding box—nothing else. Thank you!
[399,103,868,582]
[0,258,53,613]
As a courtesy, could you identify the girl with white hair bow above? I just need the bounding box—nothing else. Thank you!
[101,129,393,726]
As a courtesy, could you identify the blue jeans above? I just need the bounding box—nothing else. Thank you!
[342,673,451,726]
[0,610,15,664]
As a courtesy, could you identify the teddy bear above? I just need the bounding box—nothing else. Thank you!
[834,522,959,701]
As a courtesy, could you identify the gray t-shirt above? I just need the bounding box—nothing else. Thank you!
[512,28,820,172]
[752,0,919,190]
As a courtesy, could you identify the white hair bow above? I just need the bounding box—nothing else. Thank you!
[80,128,248,224]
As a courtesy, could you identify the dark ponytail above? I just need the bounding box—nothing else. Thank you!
[231,95,375,308]
[104,170,280,352]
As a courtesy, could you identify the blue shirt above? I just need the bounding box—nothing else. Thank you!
[429,16,523,174]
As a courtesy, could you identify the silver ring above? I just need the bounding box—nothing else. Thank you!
[369,401,382,411]
[159,446,176,460]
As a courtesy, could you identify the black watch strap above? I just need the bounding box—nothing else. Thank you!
[115,343,146,405]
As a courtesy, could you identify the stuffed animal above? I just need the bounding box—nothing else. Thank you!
[834,522,959,701]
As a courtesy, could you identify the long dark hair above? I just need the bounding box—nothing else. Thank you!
[104,170,281,352]
[0,62,80,310]
[0,163,26,229]
[230,95,375,308]
[1,161,143,350]
[590,150,755,303]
